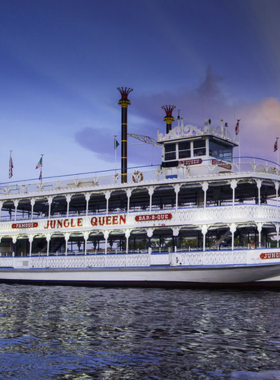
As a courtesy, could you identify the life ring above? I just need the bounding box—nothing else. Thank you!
[132,170,143,183]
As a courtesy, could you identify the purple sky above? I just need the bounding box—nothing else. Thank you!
[0,0,280,182]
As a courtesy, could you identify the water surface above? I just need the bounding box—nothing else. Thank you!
[0,285,279,379]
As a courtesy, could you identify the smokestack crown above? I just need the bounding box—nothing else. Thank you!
[117,87,133,107]
[161,105,176,122]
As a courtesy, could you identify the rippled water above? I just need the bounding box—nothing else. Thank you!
[0,285,280,379]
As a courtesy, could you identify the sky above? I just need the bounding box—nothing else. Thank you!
[1,0,280,183]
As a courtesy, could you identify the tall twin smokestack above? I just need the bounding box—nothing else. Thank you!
[117,89,175,183]
[117,87,133,183]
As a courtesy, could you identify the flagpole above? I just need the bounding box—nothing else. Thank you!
[9,150,13,181]
[277,137,279,168]
[114,135,117,175]
[235,119,241,170]
[239,130,241,168]
[41,154,44,183]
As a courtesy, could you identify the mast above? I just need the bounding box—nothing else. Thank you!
[117,87,133,183]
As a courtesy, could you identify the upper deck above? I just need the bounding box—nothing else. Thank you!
[0,156,278,201]
[0,116,278,200]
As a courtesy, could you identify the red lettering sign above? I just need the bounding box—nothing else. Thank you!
[43,215,127,230]
[135,213,172,222]
[44,218,84,229]
[90,215,126,227]
[179,159,202,166]
[260,252,280,260]
[212,160,232,170]
[12,222,38,229]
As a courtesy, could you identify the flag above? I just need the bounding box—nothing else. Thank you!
[36,157,42,169]
[39,169,42,180]
[274,138,278,152]
[114,139,119,149]
[9,152,13,179]
[235,120,240,135]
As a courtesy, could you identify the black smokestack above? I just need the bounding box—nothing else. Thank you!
[161,105,176,134]
[117,87,133,183]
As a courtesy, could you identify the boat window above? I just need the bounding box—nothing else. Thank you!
[179,142,191,159]
[209,140,232,161]
[165,143,176,161]
[193,140,206,156]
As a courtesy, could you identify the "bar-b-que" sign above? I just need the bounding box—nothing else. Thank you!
[135,213,172,222]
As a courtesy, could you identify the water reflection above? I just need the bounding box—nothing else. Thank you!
[0,286,279,379]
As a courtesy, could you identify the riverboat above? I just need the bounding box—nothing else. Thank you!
[1,88,280,288]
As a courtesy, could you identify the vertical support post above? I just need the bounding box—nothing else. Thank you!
[174,184,180,211]
[172,228,179,253]
[65,233,70,255]
[28,236,33,256]
[83,232,89,255]
[85,193,90,217]
[276,224,280,248]
[30,199,35,220]
[105,191,111,215]
[257,223,263,248]
[274,181,279,209]
[231,180,237,207]
[126,189,132,214]
[148,187,154,212]
[66,195,71,217]
[12,236,17,256]
[257,179,262,205]
[104,231,110,255]
[147,228,153,265]
[46,234,51,256]
[230,223,236,251]
[202,182,209,209]
[14,200,19,222]
[47,196,53,218]
[125,230,131,254]
[201,225,208,252]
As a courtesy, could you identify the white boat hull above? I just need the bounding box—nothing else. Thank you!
[1,263,280,287]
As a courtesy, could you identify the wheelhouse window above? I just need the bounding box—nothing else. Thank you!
[209,139,233,161]
[193,140,206,156]
[165,143,176,161]
[179,142,191,159]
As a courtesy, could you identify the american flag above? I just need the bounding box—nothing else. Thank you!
[9,152,13,179]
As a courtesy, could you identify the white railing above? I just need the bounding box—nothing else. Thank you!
[0,204,278,234]
[0,247,279,269]
[0,157,279,198]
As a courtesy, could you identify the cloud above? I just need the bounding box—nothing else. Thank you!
[237,97,280,162]
[75,127,114,160]
[196,65,224,99]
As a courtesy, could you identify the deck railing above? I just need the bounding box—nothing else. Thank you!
[0,156,279,197]
[0,247,278,269]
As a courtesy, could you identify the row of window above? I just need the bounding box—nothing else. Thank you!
[164,139,232,162]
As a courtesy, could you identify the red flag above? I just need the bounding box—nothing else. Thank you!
[274,139,278,152]
[235,120,240,135]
